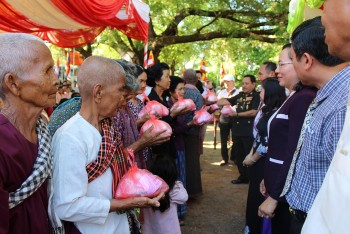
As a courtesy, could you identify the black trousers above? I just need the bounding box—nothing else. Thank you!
[289,212,306,234]
[245,157,265,234]
[219,122,234,162]
[272,202,292,234]
[232,135,254,181]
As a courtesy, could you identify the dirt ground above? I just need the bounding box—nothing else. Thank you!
[181,123,248,234]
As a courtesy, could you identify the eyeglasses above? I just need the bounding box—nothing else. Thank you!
[277,62,293,68]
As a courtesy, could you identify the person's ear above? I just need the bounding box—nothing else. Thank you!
[93,84,103,103]
[303,53,314,71]
[3,73,21,97]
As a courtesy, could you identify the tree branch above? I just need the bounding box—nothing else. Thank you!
[197,16,219,33]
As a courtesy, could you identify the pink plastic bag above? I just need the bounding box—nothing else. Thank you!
[115,150,169,198]
[170,96,196,112]
[193,107,213,125]
[221,104,235,116]
[209,104,219,112]
[140,114,173,137]
[138,93,169,119]
[203,91,218,102]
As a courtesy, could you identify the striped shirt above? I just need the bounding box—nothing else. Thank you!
[286,65,350,212]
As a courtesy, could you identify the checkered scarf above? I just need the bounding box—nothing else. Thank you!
[86,118,132,196]
[8,117,64,233]
[8,117,52,207]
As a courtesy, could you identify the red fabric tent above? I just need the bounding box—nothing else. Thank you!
[0,0,150,47]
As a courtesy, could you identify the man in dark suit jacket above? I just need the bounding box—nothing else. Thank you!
[218,75,260,184]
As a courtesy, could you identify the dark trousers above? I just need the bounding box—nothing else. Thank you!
[232,135,254,181]
[185,134,202,197]
[219,122,234,162]
[290,217,304,234]
[246,157,265,234]
[272,202,292,234]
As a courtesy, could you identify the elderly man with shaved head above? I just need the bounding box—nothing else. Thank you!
[0,33,59,233]
[51,56,164,234]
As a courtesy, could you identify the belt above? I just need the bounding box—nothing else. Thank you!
[289,207,307,223]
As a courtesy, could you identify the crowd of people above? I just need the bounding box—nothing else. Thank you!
[216,15,350,234]
[1,1,350,233]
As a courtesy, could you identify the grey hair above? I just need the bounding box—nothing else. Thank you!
[115,59,139,92]
[183,69,198,85]
[0,33,45,99]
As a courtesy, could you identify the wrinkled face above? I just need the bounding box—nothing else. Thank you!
[16,42,58,108]
[136,72,147,94]
[257,64,269,82]
[275,48,298,90]
[322,0,350,60]
[99,76,127,118]
[242,77,255,94]
[156,69,170,91]
[171,82,185,101]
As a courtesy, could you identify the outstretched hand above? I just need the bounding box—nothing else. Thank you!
[170,106,193,117]
[110,192,165,211]
[140,126,170,146]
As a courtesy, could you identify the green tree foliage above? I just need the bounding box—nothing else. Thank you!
[52,0,290,87]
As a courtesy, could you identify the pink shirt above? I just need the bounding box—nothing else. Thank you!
[142,181,188,234]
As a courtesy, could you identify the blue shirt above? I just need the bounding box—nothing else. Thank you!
[286,65,350,212]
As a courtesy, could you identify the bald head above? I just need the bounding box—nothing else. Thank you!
[183,69,198,85]
[0,33,46,99]
[77,56,126,99]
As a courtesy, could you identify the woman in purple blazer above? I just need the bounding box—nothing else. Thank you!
[258,44,317,234]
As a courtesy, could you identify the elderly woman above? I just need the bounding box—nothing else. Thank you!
[183,69,205,198]
[113,61,151,169]
[0,33,59,233]
[52,56,165,234]
[146,63,191,158]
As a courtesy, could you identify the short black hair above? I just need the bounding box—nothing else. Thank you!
[196,80,204,94]
[243,74,256,83]
[169,76,184,93]
[291,16,345,66]
[146,63,170,87]
[149,154,177,212]
[263,61,277,74]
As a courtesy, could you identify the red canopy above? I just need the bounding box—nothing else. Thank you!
[0,0,150,47]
